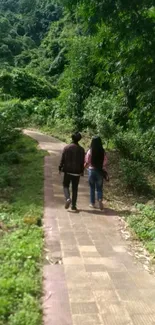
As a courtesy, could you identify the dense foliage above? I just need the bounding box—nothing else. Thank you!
[1,0,154,192]
[0,0,155,132]
[0,0,155,185]
[0,1,155,323]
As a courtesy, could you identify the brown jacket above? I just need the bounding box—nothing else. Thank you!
[59,143,85,175]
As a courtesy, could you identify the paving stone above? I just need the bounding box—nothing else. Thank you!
[43,265,66,282]
[66,271,90,281]
[116,289,142,302]
[99,301,131,316]
[63,248,80,257]
[63,257,84,265]
[94,289,119,302]
[43,307,73,325]
[72,314,102,325]
[71,302,99,315]
[124,301,154,315]
[79,246,97,252]
[68,287,94,302]
[84,257,109,265]
[130,271,155,289]
[140,289,155,302]
[89,272,115,290]
[101,314,133,325]
[61,238,77,246]
[85,264,107,272]
[60,232,75,240]
[77,238,94,245]
[131,314,155,325]
[96,247,115,257]
[64,265,85,273]
[81,251,101,257]
[43,285,70,306]
[108,271,136,289]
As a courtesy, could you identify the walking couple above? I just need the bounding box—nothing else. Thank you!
[59,132,108,212]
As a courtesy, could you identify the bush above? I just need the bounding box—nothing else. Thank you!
[0,151,21,164]
[0,99,26,153]
[0,69,58,100]
[30,100,56,126]
[83,89,120,144]
[120,158,151,194]
[115,130,155,170]
[0,165,16,188]
[115,132,138,160]
[127,204,155,254]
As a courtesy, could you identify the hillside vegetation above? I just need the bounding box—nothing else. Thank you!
[0,0,155,195]
[0,1,155,323]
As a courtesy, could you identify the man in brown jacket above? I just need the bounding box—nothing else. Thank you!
[59,132,85,211]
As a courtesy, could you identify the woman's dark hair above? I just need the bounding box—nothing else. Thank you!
[90,136,105,169]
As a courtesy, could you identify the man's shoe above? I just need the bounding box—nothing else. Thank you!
[71,206,78,213]
[65,199,71,209]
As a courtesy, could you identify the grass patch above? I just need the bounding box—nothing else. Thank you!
[125,204,155,257]
[0,134,47,325]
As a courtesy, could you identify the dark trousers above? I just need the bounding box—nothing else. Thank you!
[63,173,80,208]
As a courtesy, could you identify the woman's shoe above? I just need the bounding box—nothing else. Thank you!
[89,204,96,208]
[99,200,104,211]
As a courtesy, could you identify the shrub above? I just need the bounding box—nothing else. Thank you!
[120,158,151,194]
[0,151,21,164]
[83,88,120,144]
[0,165,16,188]
[115,130,155,170]
[30,100,56,126]
[0,69,58,100]
[127,204,155,254]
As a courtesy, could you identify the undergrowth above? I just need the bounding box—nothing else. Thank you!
[126,204,155,257]
[0,135,46,325]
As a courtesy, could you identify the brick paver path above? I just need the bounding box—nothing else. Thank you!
[25,130,155,325]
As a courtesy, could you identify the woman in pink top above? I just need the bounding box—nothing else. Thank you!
[85,136,108,210]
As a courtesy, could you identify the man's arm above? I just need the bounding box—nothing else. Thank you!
[59,148,65,172]
[80,148,85,175]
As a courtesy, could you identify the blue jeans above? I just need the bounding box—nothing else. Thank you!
[88,169,103,204]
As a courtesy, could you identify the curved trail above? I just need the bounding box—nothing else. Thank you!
[25,130,155,325]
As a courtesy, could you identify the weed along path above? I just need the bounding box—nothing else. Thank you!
[25,130,155,325]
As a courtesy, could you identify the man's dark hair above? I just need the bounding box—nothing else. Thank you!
[72,132,82,143]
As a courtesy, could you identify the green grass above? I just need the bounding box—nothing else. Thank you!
[0,134,47,325]
[125,204,155,257]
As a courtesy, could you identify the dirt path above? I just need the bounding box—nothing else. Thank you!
[25,130,155,325]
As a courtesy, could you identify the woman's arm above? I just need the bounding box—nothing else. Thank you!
[103,153,108,170]
[84,149,91,168]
